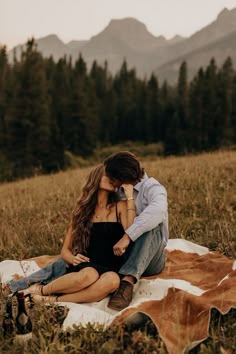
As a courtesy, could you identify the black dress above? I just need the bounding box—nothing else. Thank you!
[66,207,125,276]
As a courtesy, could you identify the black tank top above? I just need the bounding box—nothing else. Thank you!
[67,204,126,275]
[87,221,125,270]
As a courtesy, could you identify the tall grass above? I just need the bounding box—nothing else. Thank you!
[0,149,235,353]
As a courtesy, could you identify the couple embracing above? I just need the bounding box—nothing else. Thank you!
[5,151,168,311]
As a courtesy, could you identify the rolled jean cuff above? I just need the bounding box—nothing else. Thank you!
[7,257,67,293]
[8,278,29,293]
[118,271,139,283]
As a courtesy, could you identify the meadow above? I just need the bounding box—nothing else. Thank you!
[0,149,235,353]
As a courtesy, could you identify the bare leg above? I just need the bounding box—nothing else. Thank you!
[28,267,99,295]
[33,272,120,304]
[57,271,120,303]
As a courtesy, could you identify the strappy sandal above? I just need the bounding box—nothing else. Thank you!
[24,283,44,296]
[24,293,35,308]
[32,294,59,304]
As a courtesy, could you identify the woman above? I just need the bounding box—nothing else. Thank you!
[22,164,136,303]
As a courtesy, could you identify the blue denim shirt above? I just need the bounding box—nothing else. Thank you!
[120,174,169,246]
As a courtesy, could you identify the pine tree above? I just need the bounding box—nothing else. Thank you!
[45,56,70,170]
[0,46,8,152]
[204,58,219,149]
[7,38,51,176]
[101,86,118,144]
[188,68,205,151]
[145,74,161,142]
[177,61,189,152]
[0,46,13,181]
[231,74,236,144]
[134,80,147,141]
[114,61,138,142]
[67,55,99,156]
[165,62,189,155]
[90,60,108,143]
[218,57,234,146]
[159,80,170,143]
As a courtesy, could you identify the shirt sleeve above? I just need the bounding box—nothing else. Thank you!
[125,183,168,242]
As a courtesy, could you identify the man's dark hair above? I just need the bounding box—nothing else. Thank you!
[104,151,144,182]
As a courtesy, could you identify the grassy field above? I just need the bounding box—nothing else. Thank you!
[0,149,235,353]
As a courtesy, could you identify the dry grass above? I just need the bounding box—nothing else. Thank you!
[0,149,235,353]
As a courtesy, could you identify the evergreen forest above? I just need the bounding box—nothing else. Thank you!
[0,39,235,181]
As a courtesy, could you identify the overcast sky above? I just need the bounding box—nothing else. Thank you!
[1,0,236,49]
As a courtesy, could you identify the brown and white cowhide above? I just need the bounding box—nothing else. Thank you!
[1,239,236,354]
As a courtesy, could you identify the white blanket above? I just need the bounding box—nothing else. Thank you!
[1,239,235,354]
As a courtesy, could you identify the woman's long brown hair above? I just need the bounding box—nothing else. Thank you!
[71,164,117,255]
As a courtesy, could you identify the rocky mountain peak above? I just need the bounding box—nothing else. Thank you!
[217,7,230,20]
[100,17,166,51]
[37,34,64,45]
[107,17,149,34]
[216,6,236,23]
[168,35,185,44]
[7,7,236,80]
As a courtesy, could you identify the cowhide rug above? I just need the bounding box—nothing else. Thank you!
[1,239,236,354]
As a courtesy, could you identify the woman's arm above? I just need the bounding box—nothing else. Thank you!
[60,224,75,265]
[61,224,89,265]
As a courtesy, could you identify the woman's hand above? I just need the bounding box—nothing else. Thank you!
[72,253,90,266]
[121,184,134,200]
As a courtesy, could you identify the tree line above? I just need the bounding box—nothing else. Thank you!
[0,39,235,181]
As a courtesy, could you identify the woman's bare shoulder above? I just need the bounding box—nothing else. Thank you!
[117,200,127,210]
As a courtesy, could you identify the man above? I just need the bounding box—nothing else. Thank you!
[104,151,168,311]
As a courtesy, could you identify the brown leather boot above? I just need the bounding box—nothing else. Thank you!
[108,280,134,311]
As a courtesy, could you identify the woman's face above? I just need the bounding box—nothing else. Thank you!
[99,175,116,192]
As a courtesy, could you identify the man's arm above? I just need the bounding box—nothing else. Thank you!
[126,184,167,242]
[113,183,167,255]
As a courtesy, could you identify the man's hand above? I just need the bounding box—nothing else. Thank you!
[113,234,131,256]
[121,184,134,199]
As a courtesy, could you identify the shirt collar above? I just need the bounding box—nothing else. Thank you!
[134,173,148,192]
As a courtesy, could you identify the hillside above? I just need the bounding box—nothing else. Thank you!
[0,148,235,258]
[154,7,236,65]
[156,29,236,82]
[0,149,235,353]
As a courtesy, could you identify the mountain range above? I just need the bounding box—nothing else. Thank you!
[6,7,236,82]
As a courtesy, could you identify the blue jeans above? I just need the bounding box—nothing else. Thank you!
[8,257,67,293]
[119,225,166,281]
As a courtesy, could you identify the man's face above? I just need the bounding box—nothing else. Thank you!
[109,177,136,189]
[109,177,123,189]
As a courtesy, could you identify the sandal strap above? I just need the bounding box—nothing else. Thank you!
[40,285,44,296]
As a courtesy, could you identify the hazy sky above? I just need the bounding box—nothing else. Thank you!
[1,0,236,49]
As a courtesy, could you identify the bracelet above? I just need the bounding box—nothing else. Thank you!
[127,197,134,200]
[127,208,136,211]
